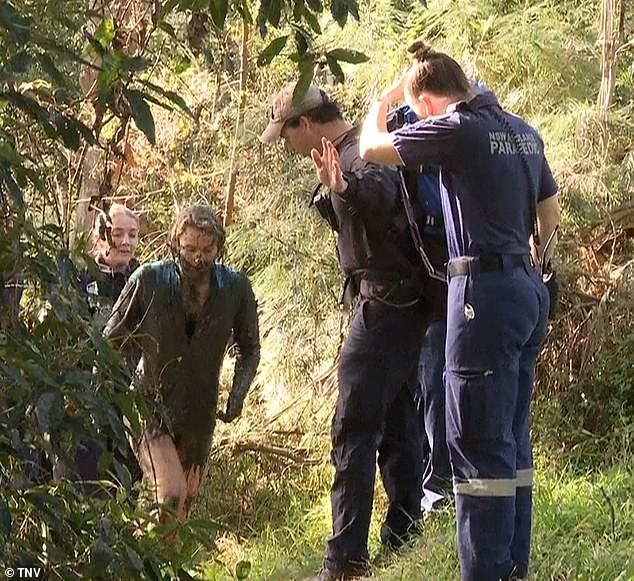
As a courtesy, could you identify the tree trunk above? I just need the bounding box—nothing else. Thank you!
[597,0,624,115]
[75,0,153,236]
[75,148,107,233]
[223,19,250,227]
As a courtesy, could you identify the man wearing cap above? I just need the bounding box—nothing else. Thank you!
[261,83,429,580]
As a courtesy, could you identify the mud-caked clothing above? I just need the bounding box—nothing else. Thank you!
[393,91,556,581]
[104,260,260,469]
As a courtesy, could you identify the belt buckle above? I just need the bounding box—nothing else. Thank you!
[448,258,469,278]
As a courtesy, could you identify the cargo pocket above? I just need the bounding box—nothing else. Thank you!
[446,273,498,371]
[448,366,507,442]
[447,273,467,320]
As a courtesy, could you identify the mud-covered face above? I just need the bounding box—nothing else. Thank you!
[177,225,218,282]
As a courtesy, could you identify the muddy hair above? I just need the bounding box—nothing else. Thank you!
[405,40,471,100]
[169,204,226,255]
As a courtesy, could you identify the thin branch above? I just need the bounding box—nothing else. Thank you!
[224,19,250,227]
[232,440,321,465]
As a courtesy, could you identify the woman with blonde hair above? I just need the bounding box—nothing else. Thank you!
[82,203,141,326]
[72,203,143,490]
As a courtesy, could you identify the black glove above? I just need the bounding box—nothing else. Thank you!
[217,394,243,423]
[218,318,259,423]
[543,269,559,320]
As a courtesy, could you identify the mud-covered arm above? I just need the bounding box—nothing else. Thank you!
[218,276,261,423]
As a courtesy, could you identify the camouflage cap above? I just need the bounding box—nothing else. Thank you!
[260,82,326,143]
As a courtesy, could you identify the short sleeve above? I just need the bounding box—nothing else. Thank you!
[391,113,461,168]
[538,156,558,202]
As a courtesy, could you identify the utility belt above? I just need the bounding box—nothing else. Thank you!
[447,253,530,278]
[359,277,421,307]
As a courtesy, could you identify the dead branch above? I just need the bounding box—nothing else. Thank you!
[231,440,322,465]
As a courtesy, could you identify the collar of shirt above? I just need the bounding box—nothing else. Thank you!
[95,253,139,277]
[333,126,359,150]
[446,101,463,114]
[455,91,501,113]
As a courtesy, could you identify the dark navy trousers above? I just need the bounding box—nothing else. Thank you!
[415,317,452,512]
[445,258,548,581]
[325,297,426,570]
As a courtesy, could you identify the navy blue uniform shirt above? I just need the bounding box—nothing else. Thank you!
[391,92,558,259]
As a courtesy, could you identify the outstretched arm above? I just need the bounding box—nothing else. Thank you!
[217,277,260,423]
[309,135,401,218]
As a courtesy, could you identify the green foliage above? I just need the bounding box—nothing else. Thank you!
[1,225,144,578]
[2,0,634,578]
[93,17,116,50]
[256,35,289,66]
[126,88,157,145]
[194,441,634,580]
[533,272,634,469]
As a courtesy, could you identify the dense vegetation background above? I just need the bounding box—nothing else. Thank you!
[1,0,633,579]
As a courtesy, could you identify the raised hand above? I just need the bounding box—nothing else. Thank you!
[310,137,348,194]
[380,68,408,107]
